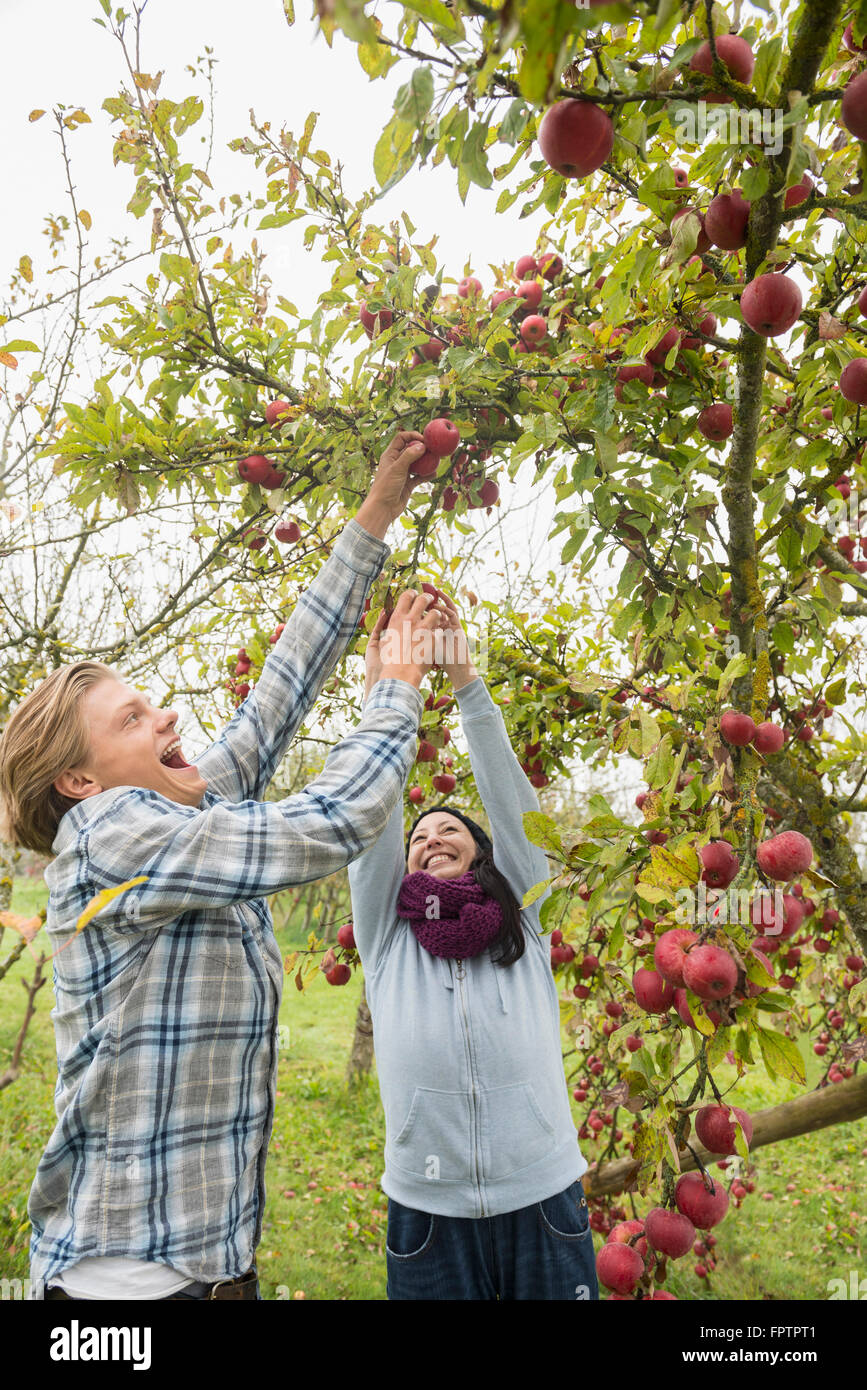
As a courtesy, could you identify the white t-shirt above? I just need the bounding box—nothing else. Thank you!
[51,1256,198,1300]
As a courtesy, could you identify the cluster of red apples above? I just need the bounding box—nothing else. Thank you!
[237,400,302,552]
[320,920,357,986]
[531,22,867,436]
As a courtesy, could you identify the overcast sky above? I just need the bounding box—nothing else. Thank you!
[1,0,552,309]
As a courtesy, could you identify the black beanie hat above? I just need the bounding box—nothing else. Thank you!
[405,804,493,860]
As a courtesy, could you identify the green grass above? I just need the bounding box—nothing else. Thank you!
[1,875,865,1300]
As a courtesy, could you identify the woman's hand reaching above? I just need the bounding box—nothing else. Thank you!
[364,590,447,702]
[433,591,479,692]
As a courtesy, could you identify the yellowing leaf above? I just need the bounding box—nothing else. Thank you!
[18,255,33,283]
[0,353,18,369]
[78,210,92,231]
[75,876,148,933]
[756,1025,806,1085]
[0,910,44,943]
[29,109,46,122]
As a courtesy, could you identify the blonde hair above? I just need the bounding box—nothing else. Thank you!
[0,661,118,855]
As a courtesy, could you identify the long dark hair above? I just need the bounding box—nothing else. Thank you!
[405,805,526,967]
[469,847,526,967]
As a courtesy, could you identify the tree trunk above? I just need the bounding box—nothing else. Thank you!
[583,1071,867,1198]
[346,980,375,1081]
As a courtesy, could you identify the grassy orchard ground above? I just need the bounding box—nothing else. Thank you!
[0,876,864,1301]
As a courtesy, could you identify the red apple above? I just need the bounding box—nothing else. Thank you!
[844,21,867,54]
[238,454,274,485]
[784,173,813,210]
[633,968,675,1013]
[698,403,734,441]
[840,359,867,405]
[673,167,689,188]
[700,840,740,889]
[265,399,293,428]
[514,255,538,280]
[419,337,445,362]
[596,1242,644,1295]
[275,519,301,544]
[516,279,543,309]
[704,190,751,250]
[645,1208,696,1259]
[752,721,784,754]
[539,253,564,281]
[520,314,548,346]
[675,1171,730,1229]
[325,962,352,986]
[337,922,356,950]
[615,361,654,399]
[689,35,755,100]
[538,99,615,178]
[423,418,461,457]
[654,928,698,986]
[756,831,813,880]
[458,276,482,298]
[410,450,441,478]
[432,772,457,794]
[416,740,437,763]
[490,288,516,312]
[841,70,867,142]
[741,273,802,337]
[695,1105,753,1154]
[408,786,424,805]
[682,943,738,1000]
[646,326,681,365]
[720,708,756,745]
[359,301,394,337]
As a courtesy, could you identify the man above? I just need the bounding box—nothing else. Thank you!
[0,430,440,1300]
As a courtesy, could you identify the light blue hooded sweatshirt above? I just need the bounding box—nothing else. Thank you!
[348,675,587,1218]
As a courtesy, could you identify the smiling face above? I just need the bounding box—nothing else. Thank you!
[52,677,208,808]
[407,811,479,880]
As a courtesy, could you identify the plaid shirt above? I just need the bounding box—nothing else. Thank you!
[29,519,423,1296]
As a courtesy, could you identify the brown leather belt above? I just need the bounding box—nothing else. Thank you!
[45,1267,259,1302]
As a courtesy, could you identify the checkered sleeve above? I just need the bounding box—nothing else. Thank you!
[196,519,389,803]
[78,679,423,932]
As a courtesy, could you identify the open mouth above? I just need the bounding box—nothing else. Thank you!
[425,852,456,870]
[159,738,192,770]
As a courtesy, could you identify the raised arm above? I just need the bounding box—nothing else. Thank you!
[454,677,552,919]
[435,592,551,920]
[196,519,389,803]
[197,430,429,803]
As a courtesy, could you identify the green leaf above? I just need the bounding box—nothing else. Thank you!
[717,650,750,700]
[522,811,563,853]
[756,1025,806,1084]
[775,527,801,571]
[403,0,464,32]
[394,67,434,124]
[159,253,195,285]
[706,1025,732,1072]
[522,876,554,908]
[283,0,295,21]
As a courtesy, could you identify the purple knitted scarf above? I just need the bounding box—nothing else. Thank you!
[396,870,503,959]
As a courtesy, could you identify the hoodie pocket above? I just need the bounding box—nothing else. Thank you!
[480,1082,556,1181]
[389,1088,473,1184]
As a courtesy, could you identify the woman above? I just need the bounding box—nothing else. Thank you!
[348,592,597,1300]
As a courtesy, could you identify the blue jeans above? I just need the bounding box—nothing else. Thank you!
[385,1179,599,1300]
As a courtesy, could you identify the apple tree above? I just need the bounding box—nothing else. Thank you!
[2,0,867,1297]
